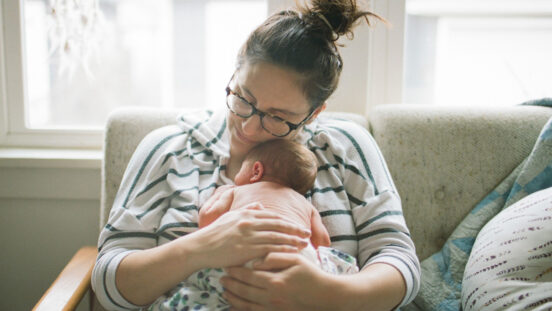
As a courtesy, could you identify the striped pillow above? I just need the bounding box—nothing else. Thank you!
[461,187,552,310]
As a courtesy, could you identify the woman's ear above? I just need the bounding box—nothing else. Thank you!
[306,103,327,124]
[249,161,264,183]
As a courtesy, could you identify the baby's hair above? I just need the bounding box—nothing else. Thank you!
[244,140,317,195]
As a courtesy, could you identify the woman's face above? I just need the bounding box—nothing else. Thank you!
[227,62,316,158]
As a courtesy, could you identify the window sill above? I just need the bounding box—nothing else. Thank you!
[0,148,102,169]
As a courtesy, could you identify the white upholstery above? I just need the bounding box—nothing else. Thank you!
[369,104,552,260]
[461,187,552,310]
[101,105,552,263]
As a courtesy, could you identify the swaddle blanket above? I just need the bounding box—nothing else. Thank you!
[148,246,358,311]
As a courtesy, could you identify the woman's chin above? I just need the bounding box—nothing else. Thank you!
[230,134,254,156]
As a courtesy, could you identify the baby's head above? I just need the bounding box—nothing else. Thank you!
[234,140,317,195]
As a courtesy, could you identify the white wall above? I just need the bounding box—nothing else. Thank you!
[0,166,100,310]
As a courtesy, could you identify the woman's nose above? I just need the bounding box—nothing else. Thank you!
[242,114,263,135]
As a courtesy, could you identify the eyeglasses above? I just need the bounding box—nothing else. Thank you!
[225,86,316,137]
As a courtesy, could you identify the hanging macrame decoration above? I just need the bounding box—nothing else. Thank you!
[47,0,104,77]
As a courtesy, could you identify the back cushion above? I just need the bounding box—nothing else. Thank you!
[369,104,552,260]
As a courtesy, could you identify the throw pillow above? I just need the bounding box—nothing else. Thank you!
[461,187,552,310]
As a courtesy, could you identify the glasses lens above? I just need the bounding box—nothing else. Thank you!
[262,115,290,137]
[228,94,252,117]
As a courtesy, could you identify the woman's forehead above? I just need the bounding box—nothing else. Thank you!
[235,62,310,115]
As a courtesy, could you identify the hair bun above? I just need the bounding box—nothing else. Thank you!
[298,0,384,41]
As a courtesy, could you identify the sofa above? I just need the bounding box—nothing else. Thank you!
[34,104,552,310]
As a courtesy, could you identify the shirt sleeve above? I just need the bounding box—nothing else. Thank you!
[328,120,421,307]
[91,125,198,310]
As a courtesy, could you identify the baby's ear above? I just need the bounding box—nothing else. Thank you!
[250,161,264,183]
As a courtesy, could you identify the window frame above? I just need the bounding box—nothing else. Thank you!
[1,0,103,149]
[406,0,552,17]
[0,0,405,150]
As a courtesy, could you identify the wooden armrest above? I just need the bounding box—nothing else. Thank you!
[33,246,98,311]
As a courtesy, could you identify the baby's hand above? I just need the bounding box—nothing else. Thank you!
[201,185,234,208]
[199,185,236,228]
[214,184,234,194]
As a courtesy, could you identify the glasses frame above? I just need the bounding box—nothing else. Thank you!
[225,83,316,137]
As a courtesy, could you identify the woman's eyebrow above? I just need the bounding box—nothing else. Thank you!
[240,85,257,102]
[240,83,304,117]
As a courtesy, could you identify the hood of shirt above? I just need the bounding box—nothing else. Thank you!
[176,108,230,158]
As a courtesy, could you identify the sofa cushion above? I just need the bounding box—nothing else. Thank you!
[461,187,552,310]
[369,105,552,262]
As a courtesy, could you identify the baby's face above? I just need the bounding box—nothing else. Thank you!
[234,160,253,186]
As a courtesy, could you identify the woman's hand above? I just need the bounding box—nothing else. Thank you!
[114,204,309,307]
[222,253,407,311]
[221,252,332,311]
[187,204,312,269]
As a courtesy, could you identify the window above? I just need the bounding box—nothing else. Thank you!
[403,0,552,106]
[26,0,267,129]
[2,0,383,149]
[1,0,267,148]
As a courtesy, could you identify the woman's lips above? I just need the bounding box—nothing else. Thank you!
[235,129,256,145]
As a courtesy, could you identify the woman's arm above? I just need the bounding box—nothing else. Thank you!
[222,252,405,311]
[114,231,206,306]
[221,120,420,310]
[92,123,311,309]
[114,206,312,306]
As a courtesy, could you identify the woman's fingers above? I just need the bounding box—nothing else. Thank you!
[229,207,311,238]
[248,244,300,257]
[242,202,265,210]
[251,252,302,271]
[223,288,263,311]
[224,267,274,289]
[195,205,311,268]
[222,269,272,309]
[245,218,311,238]
[248,231,309,248]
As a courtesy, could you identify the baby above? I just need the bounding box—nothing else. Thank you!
[199,139,331,249]
[149,140,357,311]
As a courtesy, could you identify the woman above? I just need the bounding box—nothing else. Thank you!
[92,1,420,310]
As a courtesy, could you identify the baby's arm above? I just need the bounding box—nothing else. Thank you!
[198,185,235,228]
[310,205,331,248]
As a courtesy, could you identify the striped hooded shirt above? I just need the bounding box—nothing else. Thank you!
[92,109,421,310]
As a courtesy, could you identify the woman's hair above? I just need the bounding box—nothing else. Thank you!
[244,139,317,195]
[236,0,383,108]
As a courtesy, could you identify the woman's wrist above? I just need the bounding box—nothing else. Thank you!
[165,228,221,276]
[313,272,367,311]
[114,233,209,306]
[170,229,212,271]
[315,263,406,311]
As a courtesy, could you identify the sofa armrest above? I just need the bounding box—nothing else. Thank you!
[33,246,98,311]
